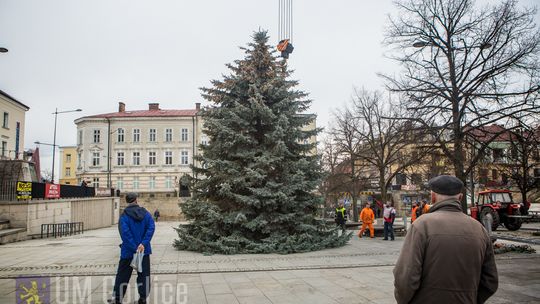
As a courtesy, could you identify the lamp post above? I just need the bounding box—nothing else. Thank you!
[51,108,82,183]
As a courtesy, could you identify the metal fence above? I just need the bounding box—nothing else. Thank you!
[0,181,18,201]
[0,181,110,201]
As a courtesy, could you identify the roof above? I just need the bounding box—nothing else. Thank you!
[81,109,199,119]
[468,124,538,142]
[0,89,30,110]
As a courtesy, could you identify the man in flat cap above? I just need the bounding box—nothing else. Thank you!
[393,175,498,304]
[110,193,155,304]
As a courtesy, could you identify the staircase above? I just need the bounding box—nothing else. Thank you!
[0,219,27,244]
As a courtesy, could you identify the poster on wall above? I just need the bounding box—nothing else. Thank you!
[16,182,32,200]
[45,183,61,198]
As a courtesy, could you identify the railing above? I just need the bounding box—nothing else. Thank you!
[0,181,18,201]
[40,222,84,238]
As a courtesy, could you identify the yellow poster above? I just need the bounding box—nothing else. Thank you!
[16,181,32,200]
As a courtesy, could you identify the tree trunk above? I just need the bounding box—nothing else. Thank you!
[351,157,359,222]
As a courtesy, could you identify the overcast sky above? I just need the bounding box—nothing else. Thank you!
[0,0,538,178]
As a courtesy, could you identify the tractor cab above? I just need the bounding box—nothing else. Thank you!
[470,189,523,231]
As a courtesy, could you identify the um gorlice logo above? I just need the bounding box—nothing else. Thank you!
[16,277,50,304]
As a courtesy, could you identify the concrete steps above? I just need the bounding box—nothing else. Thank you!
[0,220,27,245]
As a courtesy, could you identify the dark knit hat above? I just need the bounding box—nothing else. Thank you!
[125,192,138,204]
[428,175,464,195]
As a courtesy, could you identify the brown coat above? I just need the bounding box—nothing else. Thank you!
[393,199,498,304]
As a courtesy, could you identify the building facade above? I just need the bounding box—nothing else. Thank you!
[74,102,204,193]
[0,90,29,160]
[59,146,78,185]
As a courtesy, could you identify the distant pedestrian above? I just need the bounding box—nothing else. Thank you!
[358,202,375,238]
[335,202,347,232]
[411,201,418,223]
[416,199,430,219]
[153,209,160,222]
[110,193,155,304]
[394,175,498,304]
[383,201,396,241]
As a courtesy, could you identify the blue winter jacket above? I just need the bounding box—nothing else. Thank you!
[119,204,155,259]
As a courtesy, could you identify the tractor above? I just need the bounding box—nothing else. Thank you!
[470,189,524,231]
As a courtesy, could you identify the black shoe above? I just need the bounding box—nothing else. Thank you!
[138,298,147,304]
[391,239,395,241]
[383,238,388,240]
[107,299,120,304]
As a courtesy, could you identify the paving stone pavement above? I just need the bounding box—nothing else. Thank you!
[0,221,539,303]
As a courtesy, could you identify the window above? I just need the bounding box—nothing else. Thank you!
[117,152,125,166]
[116,177,123,190]
[133,177,139,190]
[2,112,8,128]
[149,129,156,142]
[181,150,189,165]
[133,129,140,142]
[201,135,208,146]
[78,130,83,145]
[149,151,156,165]
[149,176,156,189]
[1,141,6,157]
[65,167,71,177]
[165,128,173,142]
[181,128,189,141]
[93,129,100,143]
[66,154,71,162]
[93,177,100,188]
[165,176,172,189]
[165,151,172,165]
[133,152,140,165]
[92,152,100,166]
[395,173,407,185]
[77,152,82,167]
[117,128,125,142]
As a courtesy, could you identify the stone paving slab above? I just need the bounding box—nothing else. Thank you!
[0,222,539,303]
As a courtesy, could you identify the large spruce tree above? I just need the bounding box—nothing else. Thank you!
[174,31,350,254]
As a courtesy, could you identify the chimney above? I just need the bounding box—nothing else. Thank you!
[195,102,201,110]
[149,103,160,111]
[118,102,125,112]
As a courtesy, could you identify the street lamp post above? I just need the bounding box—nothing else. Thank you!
[51,108,82,183]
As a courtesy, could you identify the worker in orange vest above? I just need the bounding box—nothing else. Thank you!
[358,202,375,238]
[411,201,419,223]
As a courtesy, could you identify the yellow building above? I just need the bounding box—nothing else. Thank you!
[59,146,78,185]
[0,90,29,159]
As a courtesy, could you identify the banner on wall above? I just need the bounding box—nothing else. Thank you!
[45,183,61,198]
[16,181,32,200]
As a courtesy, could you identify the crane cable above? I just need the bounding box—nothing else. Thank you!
[278,0,292,43]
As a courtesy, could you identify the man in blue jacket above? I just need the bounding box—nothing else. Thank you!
[110,193,155,304]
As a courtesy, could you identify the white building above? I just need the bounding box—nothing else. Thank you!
[0,90,29,160]
[74,102,204,193]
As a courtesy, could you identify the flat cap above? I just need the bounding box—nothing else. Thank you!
[125,192,138,204]
[428,175,464,195]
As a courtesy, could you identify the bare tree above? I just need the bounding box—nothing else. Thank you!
[382,0,540,211]
[331,107,364,221]
[348,89,432,203]
[494,120,540,209]
[41,169,52,183]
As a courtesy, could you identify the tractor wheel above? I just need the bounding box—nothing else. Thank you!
[480,207,500,231]
[504,209,522,231]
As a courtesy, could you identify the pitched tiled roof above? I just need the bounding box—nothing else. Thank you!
[82,109,199,119]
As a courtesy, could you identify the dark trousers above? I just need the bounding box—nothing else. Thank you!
[113,255,151,302]
[336,221,346,232]
[384,222,394,240]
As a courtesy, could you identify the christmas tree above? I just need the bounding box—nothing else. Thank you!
[174,31,350,254]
